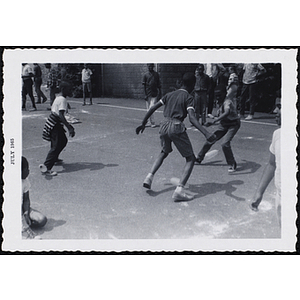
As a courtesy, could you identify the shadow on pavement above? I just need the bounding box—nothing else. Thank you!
[190,180,245,201]
[197,159,261,175]
[34,218,66,234]
[146,186,175,197]
[58,162,119,173]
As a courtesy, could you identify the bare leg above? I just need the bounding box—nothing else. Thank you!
[179,155,195,187]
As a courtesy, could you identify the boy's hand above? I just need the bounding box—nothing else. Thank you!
[69,126,75,137]
[136,124,146,135]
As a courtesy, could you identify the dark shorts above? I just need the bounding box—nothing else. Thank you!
[159,119,194,158]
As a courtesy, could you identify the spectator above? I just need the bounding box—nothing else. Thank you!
[45,63,59,110]
[226,65,239,109]
[33,63,47,104]
[239,63,266,120]
[21,63,37,111]
[82,64,93,106]
[142,63,162,128]
[194,64,210,124]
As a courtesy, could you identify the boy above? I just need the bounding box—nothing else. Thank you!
[142,63,162,127]
[196,95,241,173]
[40,81,75,176]
[21,63,37,111]
[194,64,210,124]
[250,103,281,227]
[82,64,93,106]
[136,73,216,201]
[22,156,47,239]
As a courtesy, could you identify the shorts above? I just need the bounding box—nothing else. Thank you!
[83,82,92,92]
[159,119,194,158]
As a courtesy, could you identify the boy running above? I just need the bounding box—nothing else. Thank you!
[40,81,75,176]
[196,96,241,173]
[136,73,216,201]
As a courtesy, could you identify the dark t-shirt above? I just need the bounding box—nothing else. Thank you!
[160,89,195,122]
[34,64,42,78]
[142,71,161,97]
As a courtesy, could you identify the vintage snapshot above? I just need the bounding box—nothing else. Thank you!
[2,48,298,252]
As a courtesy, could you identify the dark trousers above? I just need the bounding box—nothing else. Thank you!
[194,91,208,124]
[44,124,67,170]
[34,77,47,102]
[239,82,259,116]
[197,119,240,166]
[49,87,56,106]
[22,79,36,108]
[207,77,215,114]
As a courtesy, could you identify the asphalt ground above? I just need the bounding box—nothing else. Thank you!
[22,96,280,240]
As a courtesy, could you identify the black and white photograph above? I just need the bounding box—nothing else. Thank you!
[2,48,297,252]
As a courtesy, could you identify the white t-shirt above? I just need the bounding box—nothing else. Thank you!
[269,128,281,197]
[51,95,68,116]
[82,68,92,83]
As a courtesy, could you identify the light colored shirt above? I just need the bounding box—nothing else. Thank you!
[270,128,281,197]
[51,95,68,116]
[82,68,93,83]
[242,63,265,84]
[22,64,33,79]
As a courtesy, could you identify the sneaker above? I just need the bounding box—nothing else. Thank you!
[228,162,237,173]
[172,186,194,202]
[245,115,253,120]
[47,107,51,110]
[249,202,259,212]
[195,157,203,165]
[143,173,153,189]
[44,170,57,176]
[29,107,37,112]
[89,102,93,105]
[42,98,47,103]
[22,107,26,111]
[39,164,57,176]
[82,103,86,106]
[36,101,41,104]
[151,124,157,128]
[207,114,214,119]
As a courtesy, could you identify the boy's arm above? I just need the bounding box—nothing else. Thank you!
[136,101,163,134]
[251,152,276,204]
[209,105,230,124]
[188,109,216,143]
[59,110,75,137]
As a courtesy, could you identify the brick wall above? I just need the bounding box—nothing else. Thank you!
[102,63,199,99]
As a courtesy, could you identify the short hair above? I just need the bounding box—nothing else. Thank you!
[147,63,154,67]
[182,72,196,88]
[59,80,72,93]
[197,64,205,69]
[45,63,51,69]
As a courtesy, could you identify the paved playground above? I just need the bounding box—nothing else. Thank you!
[22,97,280,240]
